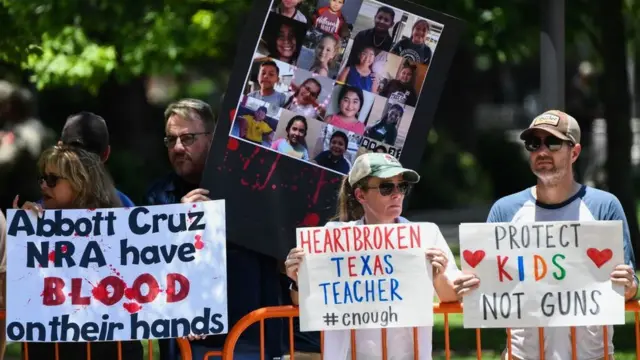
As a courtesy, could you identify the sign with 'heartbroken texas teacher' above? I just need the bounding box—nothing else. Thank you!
[459,221,626,329]
[296,223,436,332]
[5,201,228,342]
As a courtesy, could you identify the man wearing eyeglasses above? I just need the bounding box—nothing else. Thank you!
[454,110,637,360]
[147,98,283,360]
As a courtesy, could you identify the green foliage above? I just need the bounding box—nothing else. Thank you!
[410,129,493,209]
[0,0,251,92]
[415,0,540,66]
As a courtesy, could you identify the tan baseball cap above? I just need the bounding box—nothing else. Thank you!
[348,153,420,186]
[519,110,581,144]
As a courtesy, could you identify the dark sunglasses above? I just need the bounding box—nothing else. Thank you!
[523,135,572,152]
[39,173,61,188]
[365,182,412,196]
[164,132,211,148]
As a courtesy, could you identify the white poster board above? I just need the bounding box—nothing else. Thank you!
[459,221,625,328]
[296,223,434,332]
[5,201,228,342]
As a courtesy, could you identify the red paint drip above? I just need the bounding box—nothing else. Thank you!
[194,234,204,250]
[312,170,328,205]
[61,245,68,253]
[243,147,262,170]
[252,155,281,191]
[227,138,239,151]
[48,251,55,262]
[301,213,320,226]
[123,302,142,313]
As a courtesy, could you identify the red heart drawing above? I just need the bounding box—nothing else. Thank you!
[123,302,142,314]
[587,248,613,268]
[463,250,486,268]
[124,288,135,300]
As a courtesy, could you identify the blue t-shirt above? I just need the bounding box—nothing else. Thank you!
[117,190,134,207]
[487,184,637,359]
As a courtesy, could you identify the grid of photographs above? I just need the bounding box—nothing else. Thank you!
[230,0,445,176]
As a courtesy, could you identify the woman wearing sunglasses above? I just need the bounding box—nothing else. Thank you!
[284,152,460,360]
[13,145,143,360]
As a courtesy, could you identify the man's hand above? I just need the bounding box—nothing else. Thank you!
[611,264,638,300]
[181,188,211,203]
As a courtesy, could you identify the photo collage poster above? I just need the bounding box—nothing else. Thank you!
[231,0,444,176]
[202,0,463,259]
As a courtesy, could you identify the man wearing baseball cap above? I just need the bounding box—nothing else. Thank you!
[59,111,135,207]
[454,110,638,359]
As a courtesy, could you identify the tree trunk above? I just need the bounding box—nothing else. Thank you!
[596,0,640,262]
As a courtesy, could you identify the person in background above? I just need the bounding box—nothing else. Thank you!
[311,130,351,173]
[271,115,309,160]
[454,110,638,360]
[146,98,283,360]
[247,60,287,108]
[0,81,55,213]
[239,105,275,145]
[58,111,135,207]
[379,62,418,106]
[390,19,432,65]
[14,145,142,360]
[364,103,403,145]
[286,152,460,359]
[311,0,348,37]
[273,0,307,23]
[345,6,395,66]
[324,85,366,135]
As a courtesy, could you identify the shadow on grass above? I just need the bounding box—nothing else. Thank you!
[431,323,638,357]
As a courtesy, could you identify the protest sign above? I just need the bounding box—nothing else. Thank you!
[296,223,435,331]
[5,201,228,342]
[201,0,465,259]
[459,221,626,329]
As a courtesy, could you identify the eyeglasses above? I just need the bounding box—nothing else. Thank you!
[164,132,211,148]
[39,173,61,188]
[523,135,572,152]
[365,182,411,196]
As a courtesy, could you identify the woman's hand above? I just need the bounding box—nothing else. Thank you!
[12,195,43,217]
[285,247,305,283]
[425,248,448,277]
[453,273,480,298]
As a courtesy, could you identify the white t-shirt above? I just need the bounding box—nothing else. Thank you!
[321,217,461,360]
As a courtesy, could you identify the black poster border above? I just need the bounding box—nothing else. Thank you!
[201,0,466,260]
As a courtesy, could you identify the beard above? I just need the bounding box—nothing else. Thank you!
[531,155,568,186]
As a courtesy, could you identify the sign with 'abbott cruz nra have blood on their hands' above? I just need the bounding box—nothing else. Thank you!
[5,201,228,342]
[459,221,625,329]
[296,223,436,331]
[202,0,465,259]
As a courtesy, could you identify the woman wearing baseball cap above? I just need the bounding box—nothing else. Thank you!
[284,152,460,360]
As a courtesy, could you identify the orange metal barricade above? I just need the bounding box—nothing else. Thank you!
[217,301,640,360]
[6,302,640,360]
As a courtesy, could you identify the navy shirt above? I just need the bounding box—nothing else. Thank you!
[146,173,283,358]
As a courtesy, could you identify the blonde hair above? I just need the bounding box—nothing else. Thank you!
[333,176,370,222]
[38,145,122,209]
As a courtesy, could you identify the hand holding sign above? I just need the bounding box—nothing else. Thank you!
[181,188,211,203]
[12,195,43,217]
[425,248,448,276]
[610,264,636,290]
[285,247,305,283]
[453,273,480,297]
